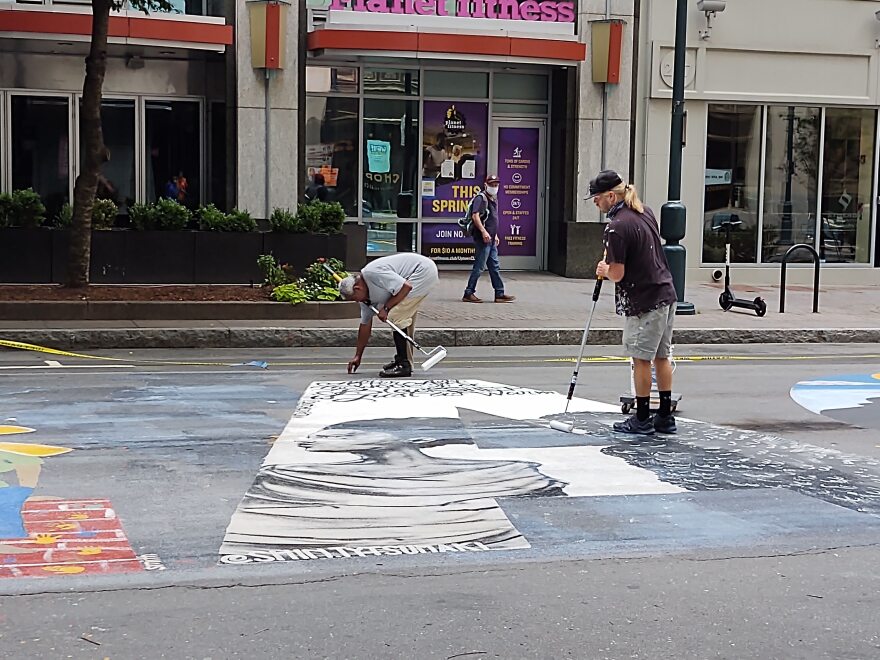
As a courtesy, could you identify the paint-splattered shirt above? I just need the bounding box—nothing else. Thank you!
[603,203,677,317]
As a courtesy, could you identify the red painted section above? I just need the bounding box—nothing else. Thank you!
[0,10,233,46]
[606,21,623,84]
[0,499,143,580]
[264,2,282,69]
[308,29,586,62]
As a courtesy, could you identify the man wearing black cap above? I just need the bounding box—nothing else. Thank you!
[462,174,516,304]
[589,170,679,435]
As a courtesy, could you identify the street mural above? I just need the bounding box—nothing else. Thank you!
[0,425,142,578]
[219,379,682,564]
[791,372,880,431]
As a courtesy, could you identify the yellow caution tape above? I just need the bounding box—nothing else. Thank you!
[0,340,268,369]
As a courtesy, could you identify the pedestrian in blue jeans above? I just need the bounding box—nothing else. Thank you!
[462,174,516,304]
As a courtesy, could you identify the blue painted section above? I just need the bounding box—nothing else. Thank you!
[0,486,33,539]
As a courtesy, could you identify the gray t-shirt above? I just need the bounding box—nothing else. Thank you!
[359,253,439,324]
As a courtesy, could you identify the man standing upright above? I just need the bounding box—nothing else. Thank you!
[590,170,679,435]
[338,253,439,378]
[462,174,516,304]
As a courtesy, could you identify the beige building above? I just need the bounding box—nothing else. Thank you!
[635,0,880,285]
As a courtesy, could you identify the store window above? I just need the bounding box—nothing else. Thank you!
[493,73,548,100]
[362,99,419,254]
[364,68,419,96]
[79,99,136,213]
[306,66,359,94]
[702,105,761,263]
[762,106,821,262]
[146,100,201,208]
[820,108,875,263]
[11,96,70,222]
[425,71,488,98]
[305,96,359,217]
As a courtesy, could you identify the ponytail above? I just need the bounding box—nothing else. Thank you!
[611,182,644,213]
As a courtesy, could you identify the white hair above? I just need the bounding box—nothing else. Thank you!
[338,275,357,299]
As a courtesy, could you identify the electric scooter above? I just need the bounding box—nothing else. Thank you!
[712,213,767,317]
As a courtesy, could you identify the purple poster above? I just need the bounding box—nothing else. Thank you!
[497,127,539,257]
[420,100,488,261]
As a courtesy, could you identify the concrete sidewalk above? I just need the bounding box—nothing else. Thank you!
[0,271,876,349]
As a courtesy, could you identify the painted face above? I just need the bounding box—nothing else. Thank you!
[302,428,398,452]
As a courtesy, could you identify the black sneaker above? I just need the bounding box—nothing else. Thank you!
[379,362,412,378]
[653,414,677,434]
[613,414,655,435]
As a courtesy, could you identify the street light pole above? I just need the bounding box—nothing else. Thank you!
[659,0,696,315]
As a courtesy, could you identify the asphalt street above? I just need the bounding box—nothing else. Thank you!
[0,343,878,659]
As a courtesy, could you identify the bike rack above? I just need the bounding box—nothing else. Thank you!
[779,243,820,314]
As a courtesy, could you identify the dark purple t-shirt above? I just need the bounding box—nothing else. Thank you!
[602,203,677,317]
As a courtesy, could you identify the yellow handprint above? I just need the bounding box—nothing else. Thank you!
[33,533,60,545]
[52,523,77,531]
[42,565,85,574]
[68,513,88,520]
[77,547,102,556]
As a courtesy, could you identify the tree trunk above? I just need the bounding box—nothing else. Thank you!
[66,0,112,289]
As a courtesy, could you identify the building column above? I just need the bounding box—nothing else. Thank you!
[231,0,299,217]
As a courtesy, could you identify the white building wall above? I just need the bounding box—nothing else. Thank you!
[635,0,880,284]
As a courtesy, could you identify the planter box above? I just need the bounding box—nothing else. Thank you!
[89,229,128,284]
[0,228,53,283]
[263,232,347,274]
[125,231,196,284]
[194,231,264,284]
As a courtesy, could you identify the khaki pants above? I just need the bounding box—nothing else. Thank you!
[388,295,426,363]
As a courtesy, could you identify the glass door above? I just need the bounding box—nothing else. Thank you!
[491,119,546,270]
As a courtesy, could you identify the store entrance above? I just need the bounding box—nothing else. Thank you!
[491,119,546,270]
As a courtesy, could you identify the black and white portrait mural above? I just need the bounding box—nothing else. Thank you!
[219,380,680,564]
[220,379,880,565]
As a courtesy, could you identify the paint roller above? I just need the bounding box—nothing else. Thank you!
[548,251,606,433]
[320,261,448,371]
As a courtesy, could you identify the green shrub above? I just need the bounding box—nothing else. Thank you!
[196,204,227,231]
[91,198,118,230]
[54,203,73,228]
[315,201,345,234]
[0,193,12,228]
[153,198,191,231]
[304,257,347,300]
[269,207,301,233]
[129,202,157,230]
[257,254,293,288]
[226,208,256,232]
[295,203,322,233]
[270,282,309,304]
[9,188,46,228]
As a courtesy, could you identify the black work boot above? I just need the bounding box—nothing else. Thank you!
[380,361,412,378]
[383,355,401,371]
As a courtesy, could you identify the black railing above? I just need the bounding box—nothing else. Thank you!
[779,243,820,313]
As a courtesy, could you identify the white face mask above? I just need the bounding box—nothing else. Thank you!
[486,185,499,196]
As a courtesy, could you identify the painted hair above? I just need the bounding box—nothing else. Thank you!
[610,181,644,214]
[317,417,472,448]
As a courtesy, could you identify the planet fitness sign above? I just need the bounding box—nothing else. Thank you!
[327,0,576,23]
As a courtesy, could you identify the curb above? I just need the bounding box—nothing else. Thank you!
[2,327,879,350]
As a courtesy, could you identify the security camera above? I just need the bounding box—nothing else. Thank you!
[711,268,724,282]
[697,0,726,12]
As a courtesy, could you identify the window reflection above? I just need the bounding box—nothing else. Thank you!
[79,99,136,214]
[362,99,419,255]
[11,96,70,222]
[820,108,875,263]
[762,106,821,263]
[702,105,761,263]
[146,100,200,207]
[305,96,359,217]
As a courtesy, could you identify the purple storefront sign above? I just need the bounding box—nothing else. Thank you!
[497,127,539,257]
[420,223,476,261]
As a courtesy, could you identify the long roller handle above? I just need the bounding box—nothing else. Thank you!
[564,250,607,410]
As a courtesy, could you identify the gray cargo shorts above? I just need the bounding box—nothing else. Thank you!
[622,303,676,361]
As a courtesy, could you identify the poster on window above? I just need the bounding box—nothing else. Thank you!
[497,127,539,257]
[420,101,488,260]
